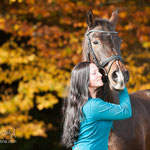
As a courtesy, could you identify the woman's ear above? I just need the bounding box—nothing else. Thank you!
[87,10,95,28]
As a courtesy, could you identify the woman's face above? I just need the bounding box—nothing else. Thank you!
[89,63,104,88]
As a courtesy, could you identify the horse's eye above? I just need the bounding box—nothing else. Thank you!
[93,41,98,44]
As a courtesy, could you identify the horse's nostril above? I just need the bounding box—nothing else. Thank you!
[112,71,118,82]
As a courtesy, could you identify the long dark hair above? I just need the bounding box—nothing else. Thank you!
[61,61,91,148]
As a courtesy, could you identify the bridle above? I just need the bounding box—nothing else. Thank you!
[86,29,124,82]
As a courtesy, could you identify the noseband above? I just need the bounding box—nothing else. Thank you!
[86,30,124,82]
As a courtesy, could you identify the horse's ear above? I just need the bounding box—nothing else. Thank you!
[87,10,95,28]
[109,10,119,29]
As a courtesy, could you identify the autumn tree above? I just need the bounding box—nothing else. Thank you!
[0,0,149,149]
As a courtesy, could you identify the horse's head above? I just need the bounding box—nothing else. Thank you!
[83,10,129,91]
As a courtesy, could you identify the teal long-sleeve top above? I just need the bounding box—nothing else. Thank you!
[72,87,132,150]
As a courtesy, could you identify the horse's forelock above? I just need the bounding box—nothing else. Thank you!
[95,18,114,31]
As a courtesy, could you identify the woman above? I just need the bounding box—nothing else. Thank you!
[61,61,132,150]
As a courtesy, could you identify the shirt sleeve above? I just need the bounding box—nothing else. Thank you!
[91,86,132,120]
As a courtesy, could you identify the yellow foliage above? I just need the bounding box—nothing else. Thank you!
[9,0,16,4]
[0,119,50,140]
[0,101,17,114]
[142,42,150,48]
[0,40,70,139]
[0,125,16,140]
[0,18,5,23]
[0,41,70,115]
[15,120,47,139]
[0,0,150,142]
[14,24,20,31]
[36,93,58,110]
[0,111,53,140]
[0,113,32,125]
[126,51,150,92]
[119,12,127,19]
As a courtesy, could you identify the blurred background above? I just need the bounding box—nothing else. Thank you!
[0,0,150,149]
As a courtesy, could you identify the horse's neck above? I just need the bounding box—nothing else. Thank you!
[109,90,120,104]
[97,85,119,104]
[102,85,119,104]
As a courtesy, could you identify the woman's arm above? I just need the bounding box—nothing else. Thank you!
[91,87,132,120]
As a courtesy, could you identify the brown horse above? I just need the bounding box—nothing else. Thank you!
[82,10,150,150]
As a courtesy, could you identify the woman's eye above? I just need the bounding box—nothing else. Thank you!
[93,41,98,44]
